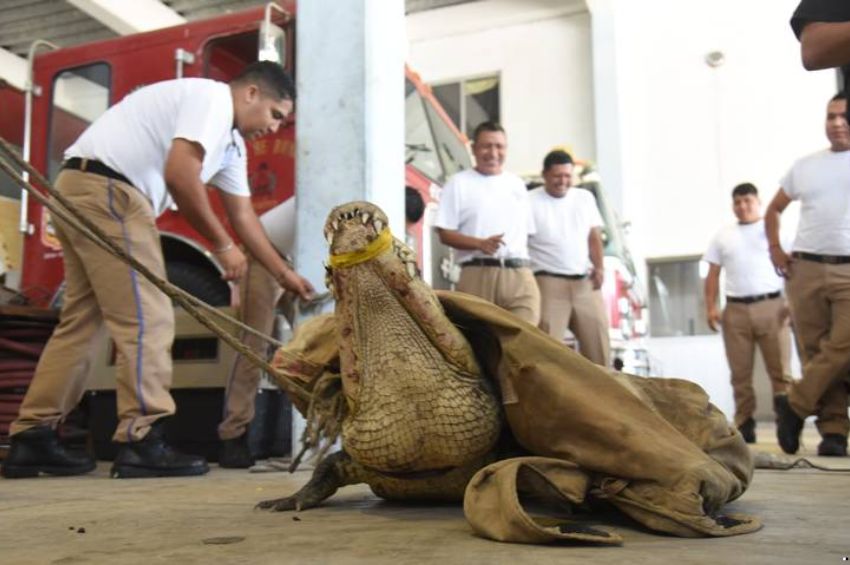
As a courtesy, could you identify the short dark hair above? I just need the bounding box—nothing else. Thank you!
[731,182,758,199]
[472,121,505,144]
[542,150,574,171]
[405,187,425,224]
[231,61,296,101]
[831,91,847,103]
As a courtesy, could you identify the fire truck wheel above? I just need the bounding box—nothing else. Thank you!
[166,261,230,307]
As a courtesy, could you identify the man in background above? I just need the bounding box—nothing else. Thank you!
[767,92,850,457]
[527,150,609,366]
[703,183,791,444]
[436,122,539,325]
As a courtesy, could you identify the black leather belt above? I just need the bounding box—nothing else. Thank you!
[534,270,587,280]
[63,157,132,186]
[461,257,529,269]
[727,291,781,304]
[792,251,850,265]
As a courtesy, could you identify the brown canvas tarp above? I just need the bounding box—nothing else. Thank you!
[272,291,760,544]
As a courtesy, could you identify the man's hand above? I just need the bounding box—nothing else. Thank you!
[590,267,604,290]
[706,305,722,332]
[477,234,505,255]
[770,245,793,278]
[277,268,315,302]
[215,245,247,281]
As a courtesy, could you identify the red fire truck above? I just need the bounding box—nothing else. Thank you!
[0,1,469,311]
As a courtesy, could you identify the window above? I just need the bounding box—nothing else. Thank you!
[423,99,471,179]
[48,63,111,180]
[405,79,443,183]
[432,75,500,137]
[647,257,712,337]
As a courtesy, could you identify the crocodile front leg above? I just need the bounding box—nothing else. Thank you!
[256,451,369,512]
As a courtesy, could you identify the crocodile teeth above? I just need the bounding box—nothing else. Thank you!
[406,261,417,277]
[331,220,339,231]
[361,213,370,224]
[325,231,333,245]
[374,219,383,232]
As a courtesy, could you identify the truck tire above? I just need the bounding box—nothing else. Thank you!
[165,261,230,307]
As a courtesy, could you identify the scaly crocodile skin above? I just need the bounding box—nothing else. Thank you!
[326,201,502,476]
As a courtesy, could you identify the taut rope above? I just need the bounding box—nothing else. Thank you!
[0,136,312,403]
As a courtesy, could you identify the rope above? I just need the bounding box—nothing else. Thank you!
[0,137,312,402]
[752,451,850,472]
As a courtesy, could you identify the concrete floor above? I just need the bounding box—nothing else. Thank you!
[1,422,848,565]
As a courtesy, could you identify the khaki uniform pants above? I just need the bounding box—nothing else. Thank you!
[11,170,175,442]
[219,257,284,440]
[721,298,791,426]
[457,266,540,326]
[786,259,850,436]
[535,275,610,366]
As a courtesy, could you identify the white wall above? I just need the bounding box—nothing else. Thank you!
[598,0,835,260]
[406,0,593,176]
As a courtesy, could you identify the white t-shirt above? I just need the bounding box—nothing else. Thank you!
[779,148,850,255]
[259,197,295,258]
[703,219,788,297]
[435,169,535,264]
[66,78,250,217]
[527,187,603,275]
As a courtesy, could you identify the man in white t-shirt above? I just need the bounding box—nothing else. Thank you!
[703,183,791,444]
[527,150,609,366]
[435,122,540,325]
[766,91,850,457]
[2,62,314,480]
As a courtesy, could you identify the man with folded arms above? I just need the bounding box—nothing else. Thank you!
[766,92,850,457]
[704,183,792,444]
[527,150,608,366]
[436,121,540,325]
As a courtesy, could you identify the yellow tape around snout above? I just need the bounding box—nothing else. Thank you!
[328,228,392,269]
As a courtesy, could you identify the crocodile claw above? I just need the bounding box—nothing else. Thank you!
[255,495,301,512]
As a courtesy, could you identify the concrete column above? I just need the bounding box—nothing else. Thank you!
[586,0,625,216]
[291,0,406,454]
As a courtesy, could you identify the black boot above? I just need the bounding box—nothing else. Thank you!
[218,433,255,469]
[817,434,848,457]
[774,394,804,454]
[1,426,96,479]
[737,418,756,444]
[111,423,209,478]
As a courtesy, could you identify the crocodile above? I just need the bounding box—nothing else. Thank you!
[258,201,760,542]
[257,201,504,511]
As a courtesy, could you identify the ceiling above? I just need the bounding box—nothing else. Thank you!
[0,0,480,58]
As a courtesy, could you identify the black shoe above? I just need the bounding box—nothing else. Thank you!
[817,434,848,457]
[218,434,255,469]
[737,418,756,444]
[774,395,804,454]
[111,423,209,478]
[1,426,96,479]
